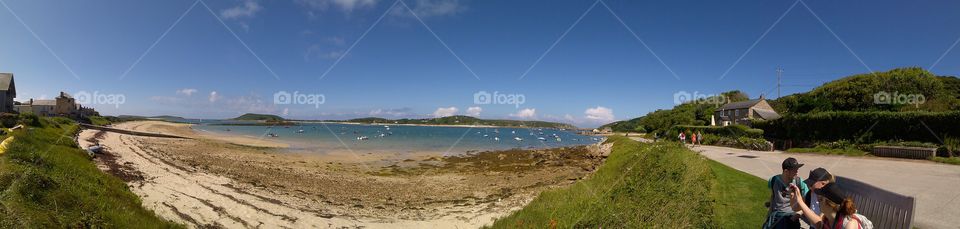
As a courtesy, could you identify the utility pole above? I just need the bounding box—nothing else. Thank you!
[776,66,783,99]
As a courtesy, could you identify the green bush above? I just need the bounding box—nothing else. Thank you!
[0,113,18,128]
[754,111,960,143]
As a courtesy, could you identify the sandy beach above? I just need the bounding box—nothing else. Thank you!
[78,121,610,228]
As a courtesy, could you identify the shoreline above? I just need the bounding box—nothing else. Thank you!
[80,120,611,228]
[211,119,578,130]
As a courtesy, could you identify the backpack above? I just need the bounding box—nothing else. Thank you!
[835,213,873,229]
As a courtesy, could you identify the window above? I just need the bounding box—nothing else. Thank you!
[735,109,739,116]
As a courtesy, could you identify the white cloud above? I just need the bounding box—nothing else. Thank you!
[392,0,464,18]
[221,0,262,20]
[466,106,482,116]
[209,91,222,103]
[368,107,412,117]
[432,106,458,117]
[584,106,615,123]
[510,108,536,119]
[297,0,377,13]
[176,88,198,96]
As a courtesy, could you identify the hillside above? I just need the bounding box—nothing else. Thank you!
[231,113,285,121]
[0,115,179,228]
[603,67,960,133]
[340,115,577,129]
[771,67,960,115]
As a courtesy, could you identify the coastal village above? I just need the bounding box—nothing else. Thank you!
[0,73,99,119]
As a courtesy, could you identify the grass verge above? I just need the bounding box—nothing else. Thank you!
[0,117,180,228]
[486,136,766,228]
[931,157,960,165]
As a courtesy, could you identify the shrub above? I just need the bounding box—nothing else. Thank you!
[0,113,18,128]
[945,136,960,157]
[17,113,43,127]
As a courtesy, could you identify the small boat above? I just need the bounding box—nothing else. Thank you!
[267,133,279,137]
[511,130,516,134]
[555,138,562,142]
[483,134,489,137]
[494,137,500,141]
[514,137,523,141]
[537,137,546,141]
[379,133,386,137]
[357,136,369,140]
[297,129,304,133]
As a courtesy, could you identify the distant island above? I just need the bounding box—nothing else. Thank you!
[232,113,284,121]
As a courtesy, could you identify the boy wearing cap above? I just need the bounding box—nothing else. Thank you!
[763,157,810,229]
[802,168,833,228]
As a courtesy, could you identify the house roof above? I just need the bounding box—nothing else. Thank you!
[32,100,57,106]
[753,109,781,120]
[719,99,763,110]
[0,73,13,91]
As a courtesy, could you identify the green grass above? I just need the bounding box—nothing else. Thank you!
[708,159,769,227]
[932,157,960,165]
[87,116,111,126]
[787,147,869,156]
[0,117,180,228]
[486,136,766,228]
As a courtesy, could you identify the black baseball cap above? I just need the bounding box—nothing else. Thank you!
[805,168,832,183]
[782,157,804,170]
[817,182,845,204]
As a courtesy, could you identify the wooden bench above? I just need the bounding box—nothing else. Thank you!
[835,176,915,229]
[871,146,936,159]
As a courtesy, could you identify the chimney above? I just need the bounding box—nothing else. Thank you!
[29,98,33,104]
[759,94,765,100]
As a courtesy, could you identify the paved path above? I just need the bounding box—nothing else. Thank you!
[690,145,960,229]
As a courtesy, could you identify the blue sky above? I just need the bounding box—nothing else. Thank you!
[2,0,960,127]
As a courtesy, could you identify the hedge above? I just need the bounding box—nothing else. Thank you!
[753,111,960,143]
[668,125,765,139]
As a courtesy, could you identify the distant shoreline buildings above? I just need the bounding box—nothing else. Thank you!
[0,72,99,118]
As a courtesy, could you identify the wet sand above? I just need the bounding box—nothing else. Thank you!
[79,121,610,228]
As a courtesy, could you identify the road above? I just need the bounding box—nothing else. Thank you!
[690,144,960,228]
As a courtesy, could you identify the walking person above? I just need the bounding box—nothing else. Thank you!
[697,131,703,145]
[763,158,809,229]
[678,131,686,144]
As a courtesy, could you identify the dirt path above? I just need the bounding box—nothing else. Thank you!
[691,144,960,229]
